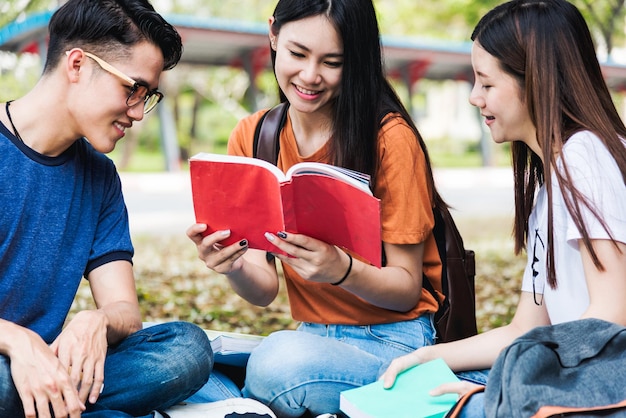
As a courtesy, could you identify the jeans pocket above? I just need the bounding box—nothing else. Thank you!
[365,315,435,354]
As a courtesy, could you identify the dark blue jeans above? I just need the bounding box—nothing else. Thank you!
[0,322,213,417]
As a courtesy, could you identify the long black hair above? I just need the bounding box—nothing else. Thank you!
[270,0,444,210]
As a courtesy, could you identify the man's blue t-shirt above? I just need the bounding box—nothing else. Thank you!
[0,122,133,343]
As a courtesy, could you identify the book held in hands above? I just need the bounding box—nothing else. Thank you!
[339,358,460,418]
[190,152,382,267]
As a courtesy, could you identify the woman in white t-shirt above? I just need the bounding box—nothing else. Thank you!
[381,0,626,416]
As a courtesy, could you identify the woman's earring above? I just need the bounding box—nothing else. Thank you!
[270,38,277,49]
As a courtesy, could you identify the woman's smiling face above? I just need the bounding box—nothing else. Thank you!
[469,42,537,150]
[270,14,343,115]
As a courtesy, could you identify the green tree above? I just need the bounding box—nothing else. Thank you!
[573,0,626,57]
[0,0,58,28]
[374,0,501,40]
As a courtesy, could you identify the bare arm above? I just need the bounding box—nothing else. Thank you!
[580,239,626,325]
[0,261,140,416]
[266,232,423,312]
[382,239,626,393]
[51,260,141,405]
[382,290,550,387]
[0,320,84,418]
[187,224,280,306]
[87,260,142,341]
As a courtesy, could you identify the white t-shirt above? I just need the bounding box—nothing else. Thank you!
[521,131,626,324]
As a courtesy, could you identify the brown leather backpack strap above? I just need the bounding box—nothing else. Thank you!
[252,102,289,263]
[445,385,485,418]
[253,102,289,164]
[533,399,626,418]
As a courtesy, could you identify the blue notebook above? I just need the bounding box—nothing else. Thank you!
[339,358,460,418]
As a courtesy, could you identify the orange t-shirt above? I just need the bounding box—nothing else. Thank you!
[228,109,442,325]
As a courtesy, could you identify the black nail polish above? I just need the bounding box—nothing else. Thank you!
[277,231,287,239]
[239,239,248,247]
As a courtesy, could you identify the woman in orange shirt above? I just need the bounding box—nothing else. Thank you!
[187,0,445,416]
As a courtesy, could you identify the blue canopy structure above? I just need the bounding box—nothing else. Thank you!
[3,11,626,169]
[4,11,626,88]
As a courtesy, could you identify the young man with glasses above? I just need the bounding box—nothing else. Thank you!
[0,0,214,417]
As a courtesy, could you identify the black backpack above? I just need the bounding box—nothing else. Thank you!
[253,103,477,343]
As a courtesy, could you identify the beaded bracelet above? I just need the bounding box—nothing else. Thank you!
[331,252,353,286]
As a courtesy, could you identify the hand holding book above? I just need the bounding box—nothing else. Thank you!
[190,153,382,267]
[340,358,460,418]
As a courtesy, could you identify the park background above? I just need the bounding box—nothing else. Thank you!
[2,0,626,334]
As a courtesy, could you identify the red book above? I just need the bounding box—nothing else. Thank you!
[190,153,382,267]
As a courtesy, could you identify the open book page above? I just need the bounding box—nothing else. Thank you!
[286,162,372,194]
[191,153,372,194]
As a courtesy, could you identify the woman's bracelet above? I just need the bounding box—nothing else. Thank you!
[331,252,353,286]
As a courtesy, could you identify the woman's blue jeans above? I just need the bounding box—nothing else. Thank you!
[240,315,435,417]
[0,322,212,418]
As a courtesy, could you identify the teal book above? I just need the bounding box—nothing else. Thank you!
[339,358,460,418]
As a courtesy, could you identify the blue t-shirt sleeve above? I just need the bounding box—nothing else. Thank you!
[84,154,134,276]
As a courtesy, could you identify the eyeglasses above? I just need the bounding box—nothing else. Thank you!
[83,52,163,114]
[531,228,545,306]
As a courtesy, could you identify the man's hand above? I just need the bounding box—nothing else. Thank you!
[51,310,108,406]
[6,324,85,418]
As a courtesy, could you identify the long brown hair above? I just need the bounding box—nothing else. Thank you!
[472,0,626,288]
